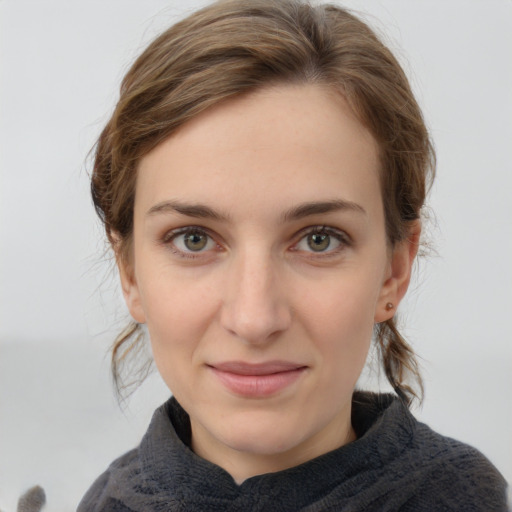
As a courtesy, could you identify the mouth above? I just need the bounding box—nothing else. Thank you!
[207,361,308,398]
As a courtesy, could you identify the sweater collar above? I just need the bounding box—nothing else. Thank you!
[139,391,416,505]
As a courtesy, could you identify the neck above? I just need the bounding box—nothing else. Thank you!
[190,411,356,484]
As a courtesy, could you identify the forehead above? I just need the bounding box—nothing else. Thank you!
[136,84,382,221]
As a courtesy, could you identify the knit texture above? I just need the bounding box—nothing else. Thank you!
[77,392,508,511]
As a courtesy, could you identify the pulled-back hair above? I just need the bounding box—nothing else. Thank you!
[91,0,435,406]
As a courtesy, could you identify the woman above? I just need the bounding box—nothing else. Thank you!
[78,0,508,510]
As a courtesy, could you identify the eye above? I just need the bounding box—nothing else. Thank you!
[306,232,332,252]
[164,227,217,255]
[293,226,349,254]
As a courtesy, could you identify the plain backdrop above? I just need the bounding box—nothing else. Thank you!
[1,1,511,510]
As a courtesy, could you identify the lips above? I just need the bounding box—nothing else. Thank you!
[208,361,307,398]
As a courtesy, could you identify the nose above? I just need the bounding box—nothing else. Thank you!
[220,248,292,345]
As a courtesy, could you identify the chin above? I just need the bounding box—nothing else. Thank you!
[216,411,308,456]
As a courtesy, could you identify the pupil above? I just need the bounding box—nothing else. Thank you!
[308,233,330,251]
[184,232,207,251]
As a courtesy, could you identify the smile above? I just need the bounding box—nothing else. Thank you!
[208,361,308,398]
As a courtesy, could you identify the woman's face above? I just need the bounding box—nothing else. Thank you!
[121,84,412,481]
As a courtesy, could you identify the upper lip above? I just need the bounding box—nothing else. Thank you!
[208,361,307,376]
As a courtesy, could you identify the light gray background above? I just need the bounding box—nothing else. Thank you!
[1,1,511,510]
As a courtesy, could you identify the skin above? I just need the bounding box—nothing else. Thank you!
[119,84,419,484]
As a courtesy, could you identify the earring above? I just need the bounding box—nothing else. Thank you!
[385,302,394,311]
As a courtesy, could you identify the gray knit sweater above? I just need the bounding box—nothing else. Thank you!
[77,392,508,511]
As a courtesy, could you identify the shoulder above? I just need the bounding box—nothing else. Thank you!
[411,418,504,477]
[347,393,509,511]
[396,414,508,511]
[76,398,182,511]
[77,448,140,512]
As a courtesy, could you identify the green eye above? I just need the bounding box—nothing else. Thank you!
[183,231,209,251]
[166,228,216,255]
[307,233,331,252]
[294,227,348,255]
[162,226,217,261]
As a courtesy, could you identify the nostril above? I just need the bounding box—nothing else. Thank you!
[219,257,291,343]
[220,302,292,345]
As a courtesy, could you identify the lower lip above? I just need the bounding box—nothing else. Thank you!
[210,367,306,398]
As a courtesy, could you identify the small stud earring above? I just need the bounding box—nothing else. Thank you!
[385,302,394,311]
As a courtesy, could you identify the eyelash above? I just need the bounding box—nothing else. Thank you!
[292,226,352,257]
[161,225,351,260]
[161,226,220,260]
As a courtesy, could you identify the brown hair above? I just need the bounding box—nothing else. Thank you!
[91,0,435,405]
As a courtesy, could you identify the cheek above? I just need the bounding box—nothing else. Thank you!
[298,270,381,370]
[301,270,381,334]
[137,266,221,386]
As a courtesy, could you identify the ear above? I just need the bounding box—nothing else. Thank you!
[374,220,421,323]
[116,252,147,325]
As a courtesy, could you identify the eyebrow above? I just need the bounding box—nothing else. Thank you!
[281,199,367,222]
[146,200,230,221]
[146,199,366,222]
